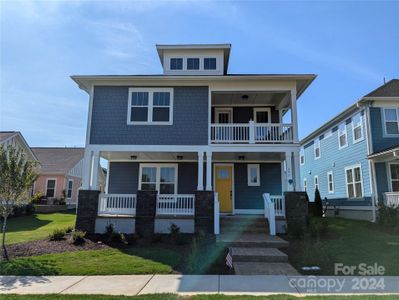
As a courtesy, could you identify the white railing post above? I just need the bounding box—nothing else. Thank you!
[214,192,220,235]
[156,194,195,216]
[263,193,276,235]
[249,120,255,143]
[98,194,136,216]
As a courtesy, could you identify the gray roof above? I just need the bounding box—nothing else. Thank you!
[31,147,84,174]
[0,131,18,142]
[364,79,399,97]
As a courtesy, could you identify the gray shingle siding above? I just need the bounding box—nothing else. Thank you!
[370,107,399,153]
[90,86,209,145]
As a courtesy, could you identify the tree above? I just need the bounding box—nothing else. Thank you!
[314,188,323,217]
[0,145,38,260]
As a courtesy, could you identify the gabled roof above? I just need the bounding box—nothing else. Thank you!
[364,79,399,98]
[0,131,38,161]
[32,147,84,175]
[0,131,17,142]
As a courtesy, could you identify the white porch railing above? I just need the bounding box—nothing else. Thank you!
[214,192,220,235]
[384,192,399,208]
[270,195,285,217]
[210,122,293,144]
[263,193,276,236]
[98,194,136,216]
[156,194,195,216]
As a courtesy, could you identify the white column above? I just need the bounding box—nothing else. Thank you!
[197,151,204,191]
[293,151,301,191]
[206,151,213,191]
[290,90,299,143]
[82,150,92,190]
[285,151,294,191]
[90,150,100,190]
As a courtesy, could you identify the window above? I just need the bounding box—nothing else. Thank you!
[254,107,270,123]
[300,149,305,165]
[352,113,363,143]
[314,176,319,191]
[327,171,334,193]
[139,164,177,194]
[338,123,348,149]
[204,58,216,70]
[303,178,307,192]
[46,179,56,198]
[389,163,399,192]
[170,58,183,70]
[345,165,363,198]
[67,179,73,199]
[187,58,200,70]
[247,164,260,186]
[128,88,173,125]
[314,139,321,159]
[383,108,399,135]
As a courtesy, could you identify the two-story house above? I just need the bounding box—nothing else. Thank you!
[72,44,315,236]
[300,79,399,221]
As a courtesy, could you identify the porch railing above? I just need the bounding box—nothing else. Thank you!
[156,194,195,216]
[98,193,136,216]
[384,192,399,208]
[210,122,293,144]
[214,192,220,235]
[270,195,285,217]
[263,193,276,235]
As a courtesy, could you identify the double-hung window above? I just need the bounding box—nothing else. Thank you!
[383,108,399,135]
[327,171,334,193]
[338,123,348,149]
[389,163,399,192]
[139,164,177,194]
[187,58,200,70]
[67,179,73,199]
[352,113,364,143]
[247,164,260,186]
[314,139,321,159]
[300,148,305,165]
[345,165,363,198]
[204,58,216,70]
[46,179,56,198]
[170,58,183,70]
[303,178,307,192]
[128,88,173,125]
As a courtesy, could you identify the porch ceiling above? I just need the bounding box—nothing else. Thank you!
[212,91,288,107]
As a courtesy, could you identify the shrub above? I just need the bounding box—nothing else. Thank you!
[377,203,399,228]
[152,234,163,243]
[31,192,44,204]
[105,223,114,235]
[49,228,66,241]
[314,188,323,217]
[12,205,25,217]
[64,225,74,233]
[71,230,86,245]
[126,234,138,245]
[25,203,35,215]
[169,223,181,244]
[110,232,122,243]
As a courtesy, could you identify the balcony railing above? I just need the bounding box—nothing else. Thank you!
[384,192,399,208]
[270,195,285,217]
[98,193,136,216]
[156,194,195,216]
[210,122,293,144]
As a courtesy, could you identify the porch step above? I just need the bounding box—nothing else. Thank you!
[220,216,266,227]
[231,247,288,263]
[233,262,300,275]
[218,233,289,248]
[221,227,269,235]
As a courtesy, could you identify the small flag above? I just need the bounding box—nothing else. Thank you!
[226,248,233,268]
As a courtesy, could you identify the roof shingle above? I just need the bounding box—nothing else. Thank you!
[364,79,399,97]
[32,147,84,174]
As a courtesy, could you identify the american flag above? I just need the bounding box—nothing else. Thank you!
[225,248,233,268]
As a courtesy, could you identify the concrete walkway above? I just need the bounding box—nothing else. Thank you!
[1,275,399,296]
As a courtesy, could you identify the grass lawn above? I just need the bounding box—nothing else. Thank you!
[4,211,76,245]
[286,217,399,275]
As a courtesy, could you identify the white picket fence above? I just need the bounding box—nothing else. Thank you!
[156,194,195,216]
[98,194,136,216]
[384,192,399,208]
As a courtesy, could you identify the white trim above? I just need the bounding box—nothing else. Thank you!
[67,179,74,199]
[127,88,174,125]
[314,175,319,191]
[314,138,321,160]
[105,160,110,194]
[85,85,94,146]
[45,178,57,198]
[327,171,334,194]
[108,159,282,163]
[300,148,305,165]
[214,107,233,123]
[138,163,178,194]
[344,164,364,198]
[338,122,348,150]
[381,107,399,137]
[213,163,235,214]
[247,164,260,186]
[253,107,271,123]
[387,162,399,192]
[352,112,364,144]
[325,206,374,211]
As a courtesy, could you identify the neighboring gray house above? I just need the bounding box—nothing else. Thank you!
[300,79,399,221]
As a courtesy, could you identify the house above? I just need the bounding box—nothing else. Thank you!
[0,131,37,162]
[300,79,399,221]
[72,43,316,236]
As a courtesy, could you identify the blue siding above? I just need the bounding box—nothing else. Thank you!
[234,163,282,210]
[370,107,399,153]
[300,109,371,204]
[90,86,209,145]
[375,162,389,201]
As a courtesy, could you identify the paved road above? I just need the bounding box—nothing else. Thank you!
[1,275,399,296]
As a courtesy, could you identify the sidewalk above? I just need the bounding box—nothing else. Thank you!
[1,275,399,296]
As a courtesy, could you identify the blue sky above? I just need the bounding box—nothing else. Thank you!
[1,0,398,147]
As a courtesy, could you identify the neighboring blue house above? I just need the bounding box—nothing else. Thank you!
[300,79,399,221]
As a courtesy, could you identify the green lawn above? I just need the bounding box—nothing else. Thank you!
[287,218,399,275]
[4,211,76,245]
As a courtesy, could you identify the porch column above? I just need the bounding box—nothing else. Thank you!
[90,150,100,190]
[82,149,92,190]
[197,151,204,191]
[285,151,294,191]
[293,151,301,191]
[290,90,299,143]
[206,151,213,191]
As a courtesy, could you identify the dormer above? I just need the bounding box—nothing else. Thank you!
[156,44,231,75]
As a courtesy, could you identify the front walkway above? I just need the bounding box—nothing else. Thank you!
[1,275,399,296]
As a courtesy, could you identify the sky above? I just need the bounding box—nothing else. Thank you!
[1,0,398,147]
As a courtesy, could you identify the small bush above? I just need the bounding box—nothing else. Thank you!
[126,234,138,245]
[110,232,122,243]
[49,228,66,241]
[152,234,163,243]
[377,203,399,229]
[71,230,86,245]
[64,225,74,233]
[31,192,44,204]
[25,203,35,215]
[105,223,114,235]
[169,223,181,244]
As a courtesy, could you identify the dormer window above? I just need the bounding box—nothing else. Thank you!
[170,58,183,70]
[204,58,216,70]
[187,58,200,70]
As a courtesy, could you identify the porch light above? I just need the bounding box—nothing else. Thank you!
[177,155,183,160]
[238,155,245,161]
[130,155,137,160]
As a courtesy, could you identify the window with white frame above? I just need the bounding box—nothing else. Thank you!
[187,58,200,70]
[314,139,321,159]
[247,164,260,186]
[46,179,56,198]
[139,164,177,194]
[327,171,334,193]
[314,176,319,191]
[383,108,399,135]
[300,148,305,165]
[67,179,73,199]
[303,178,307,192]
[338,123,348,149]
[204,58,216,70]
[345,165,363,198]
[389,163,399,192]
[352,113,363,143]
[128,88,173,125]
[170,58,183,70]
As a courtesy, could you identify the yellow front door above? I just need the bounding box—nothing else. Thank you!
[215,165,233,213]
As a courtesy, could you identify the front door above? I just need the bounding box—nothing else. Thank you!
[215,165,233,213]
